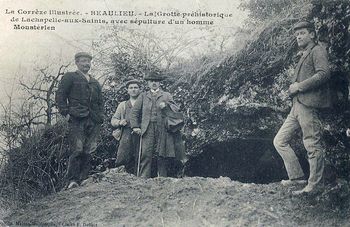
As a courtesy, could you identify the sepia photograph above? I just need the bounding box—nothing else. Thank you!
[0,0,349,226]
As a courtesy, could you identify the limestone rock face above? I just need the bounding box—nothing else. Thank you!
[170,1,350,181]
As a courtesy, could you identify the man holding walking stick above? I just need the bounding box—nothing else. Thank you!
[130,71,185,178]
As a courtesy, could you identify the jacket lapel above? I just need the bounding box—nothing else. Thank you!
[146,91,153,100]
[126,100,132,108]
[156,90,164,100]
[76,70,89,82]
[293,43,315,82]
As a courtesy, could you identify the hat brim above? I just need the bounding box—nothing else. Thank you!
[293,22,314,31]
[75,55,92,60]
[125,80,141,87]
[75,52,92,60]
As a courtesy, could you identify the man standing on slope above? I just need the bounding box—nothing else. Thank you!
[56,52,104,189]
[273,21,332,195]
[111,79,142,174]
[129,71,185,178]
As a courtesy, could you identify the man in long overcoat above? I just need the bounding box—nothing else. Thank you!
[273,21,332,195]
[130,72,185,178]
[56,52,104,189]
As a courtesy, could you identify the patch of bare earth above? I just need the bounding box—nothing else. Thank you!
[3,168,350,226]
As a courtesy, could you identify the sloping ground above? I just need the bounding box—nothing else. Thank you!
[4,169,350,227]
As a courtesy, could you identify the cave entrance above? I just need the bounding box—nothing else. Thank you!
[184,138,309,184]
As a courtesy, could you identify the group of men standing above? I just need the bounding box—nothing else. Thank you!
[55,21,345,195]
[56,55,184,188]
[111,73,185,178]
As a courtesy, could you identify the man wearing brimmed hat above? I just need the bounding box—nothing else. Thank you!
[56,52,104,189]
[129,71,184,178]
[273,21,332,195]
[111,79,141,174]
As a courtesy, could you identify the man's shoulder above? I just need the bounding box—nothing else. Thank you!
[139,91,148,97]
[115,101,127,112]
[89,76,102,86]
[89,76,99,83]
[311,44,328,56]
[63,71,77,78]
[58,72,77,85]
[118,100,127,107]
[61,71,81,82]
[161,90,172,97]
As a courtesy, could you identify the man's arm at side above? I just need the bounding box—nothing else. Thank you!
[165,92,180,112]
[55,73,73,116]
[111,101,125,127]
[97,82,104,121]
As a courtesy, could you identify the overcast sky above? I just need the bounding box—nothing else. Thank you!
[0,0,247,102]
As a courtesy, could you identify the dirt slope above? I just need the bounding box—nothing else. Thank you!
[3,168,350,227]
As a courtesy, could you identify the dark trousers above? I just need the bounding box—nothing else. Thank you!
[66,117,100,183]
[139,122,167,178]
[116,127,140,174]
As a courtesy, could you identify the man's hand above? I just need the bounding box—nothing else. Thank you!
[288,82,300,96]
[60,109,69,117]
[159,102,166,109]
[57,114,70,122]
[346,128,350,137]
[132,128,142,135]
[119,119,128,126]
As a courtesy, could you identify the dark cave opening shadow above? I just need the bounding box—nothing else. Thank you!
[184,138,309,184]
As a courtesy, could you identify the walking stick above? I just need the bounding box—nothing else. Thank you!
[137,134,142,177]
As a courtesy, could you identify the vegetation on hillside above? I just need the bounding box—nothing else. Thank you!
[0,0,349,204]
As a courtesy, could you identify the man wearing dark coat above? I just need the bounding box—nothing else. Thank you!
[130,72,185,178]
[111,79,141,174]
[273,21,332,195]
[55,52,104,189]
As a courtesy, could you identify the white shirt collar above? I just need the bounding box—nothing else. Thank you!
[78,70,90,81]
[150,88,160,93]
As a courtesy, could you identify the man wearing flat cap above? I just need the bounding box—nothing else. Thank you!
[130,72,185,178]
[111,79,142,174]
[56,52,104,189]
[273,21,332,195]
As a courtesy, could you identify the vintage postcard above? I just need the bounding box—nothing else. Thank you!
[0,0,349,226]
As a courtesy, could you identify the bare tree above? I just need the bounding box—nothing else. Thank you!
[0,92,42,152]
[19,64,69,127]
[91,27,208,85]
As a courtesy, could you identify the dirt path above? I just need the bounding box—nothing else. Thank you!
[3,169,350,226]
